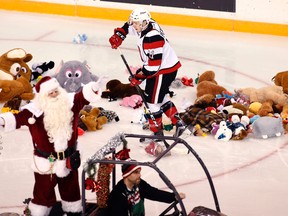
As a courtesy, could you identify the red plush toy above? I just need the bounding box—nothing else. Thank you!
[181,76,194,87]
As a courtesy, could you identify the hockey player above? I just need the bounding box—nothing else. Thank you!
[109,8,186,138]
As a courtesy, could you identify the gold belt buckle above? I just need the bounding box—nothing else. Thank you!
[57,151,65,160]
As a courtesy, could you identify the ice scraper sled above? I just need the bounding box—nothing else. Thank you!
[79,132,226,216]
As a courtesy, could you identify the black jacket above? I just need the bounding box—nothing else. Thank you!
[106,178,176,216]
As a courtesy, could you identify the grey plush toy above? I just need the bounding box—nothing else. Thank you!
[252,116,284,139]
[55,60,98,93]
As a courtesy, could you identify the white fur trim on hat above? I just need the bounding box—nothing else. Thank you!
[39,77,60,95]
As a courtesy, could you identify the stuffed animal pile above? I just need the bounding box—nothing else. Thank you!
[179,70,288,141]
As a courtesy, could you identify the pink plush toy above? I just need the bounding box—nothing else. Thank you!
[120,94,143,109]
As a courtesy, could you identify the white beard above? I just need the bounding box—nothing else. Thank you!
[36,88,73,144]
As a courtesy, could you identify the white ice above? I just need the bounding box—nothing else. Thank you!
[0,10,288,216]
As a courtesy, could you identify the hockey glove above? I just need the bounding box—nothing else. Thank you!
[129,73,146,86]
[109,28,126,49]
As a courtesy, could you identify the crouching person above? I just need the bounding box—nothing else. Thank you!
[107,159,186,216]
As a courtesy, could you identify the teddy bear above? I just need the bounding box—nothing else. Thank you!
[280,104,288,132]
[0,48,34,107]
[235,85,288,107]
[101,79,143,101]
[82,105,120,122]
[196,70,227,103]
[272,71,288,94]
[54,60,98,93]
[120,94,143,109]
[78,107,108,131]
[257,99,274,117]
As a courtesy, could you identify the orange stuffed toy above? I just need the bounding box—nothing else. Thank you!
[272,71,288,94]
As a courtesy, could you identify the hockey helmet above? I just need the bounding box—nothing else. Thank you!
[129,8,151,30]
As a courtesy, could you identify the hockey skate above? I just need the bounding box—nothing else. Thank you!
[139,130,170,150]
[173,120,186,137]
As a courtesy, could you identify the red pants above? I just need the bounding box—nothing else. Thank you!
[32,170,80,207]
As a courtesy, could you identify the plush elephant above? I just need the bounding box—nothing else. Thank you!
[55,60,98,93]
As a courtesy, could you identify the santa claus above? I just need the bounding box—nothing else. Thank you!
[0,76,102,216]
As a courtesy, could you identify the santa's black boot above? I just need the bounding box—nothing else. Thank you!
[64,212,82,216]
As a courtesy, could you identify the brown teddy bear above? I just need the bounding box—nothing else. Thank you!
[257,99,274,117]
[235,85,288,107]
[196,70,227,101]
[101,79,143,101]
[78,107,108,131]
[272,71,288,94]
[0,48,34,104]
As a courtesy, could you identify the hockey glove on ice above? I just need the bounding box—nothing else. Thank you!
[109,28,126,49]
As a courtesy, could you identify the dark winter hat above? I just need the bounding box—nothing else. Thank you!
[122,159,141,178]
[35,76,59,94]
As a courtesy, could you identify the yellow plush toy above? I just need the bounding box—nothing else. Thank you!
[79,107,108,131]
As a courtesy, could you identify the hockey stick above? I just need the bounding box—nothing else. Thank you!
[117,48,170,148]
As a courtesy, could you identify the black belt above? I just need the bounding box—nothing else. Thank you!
[35,146,76,161]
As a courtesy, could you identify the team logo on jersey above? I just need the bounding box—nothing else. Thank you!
[149,50,154,59]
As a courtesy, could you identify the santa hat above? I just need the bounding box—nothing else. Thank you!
[35,76,60,95]
[122,159,141,178]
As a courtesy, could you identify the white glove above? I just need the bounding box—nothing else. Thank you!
[91,81,100,93]
[91,76,107,94]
